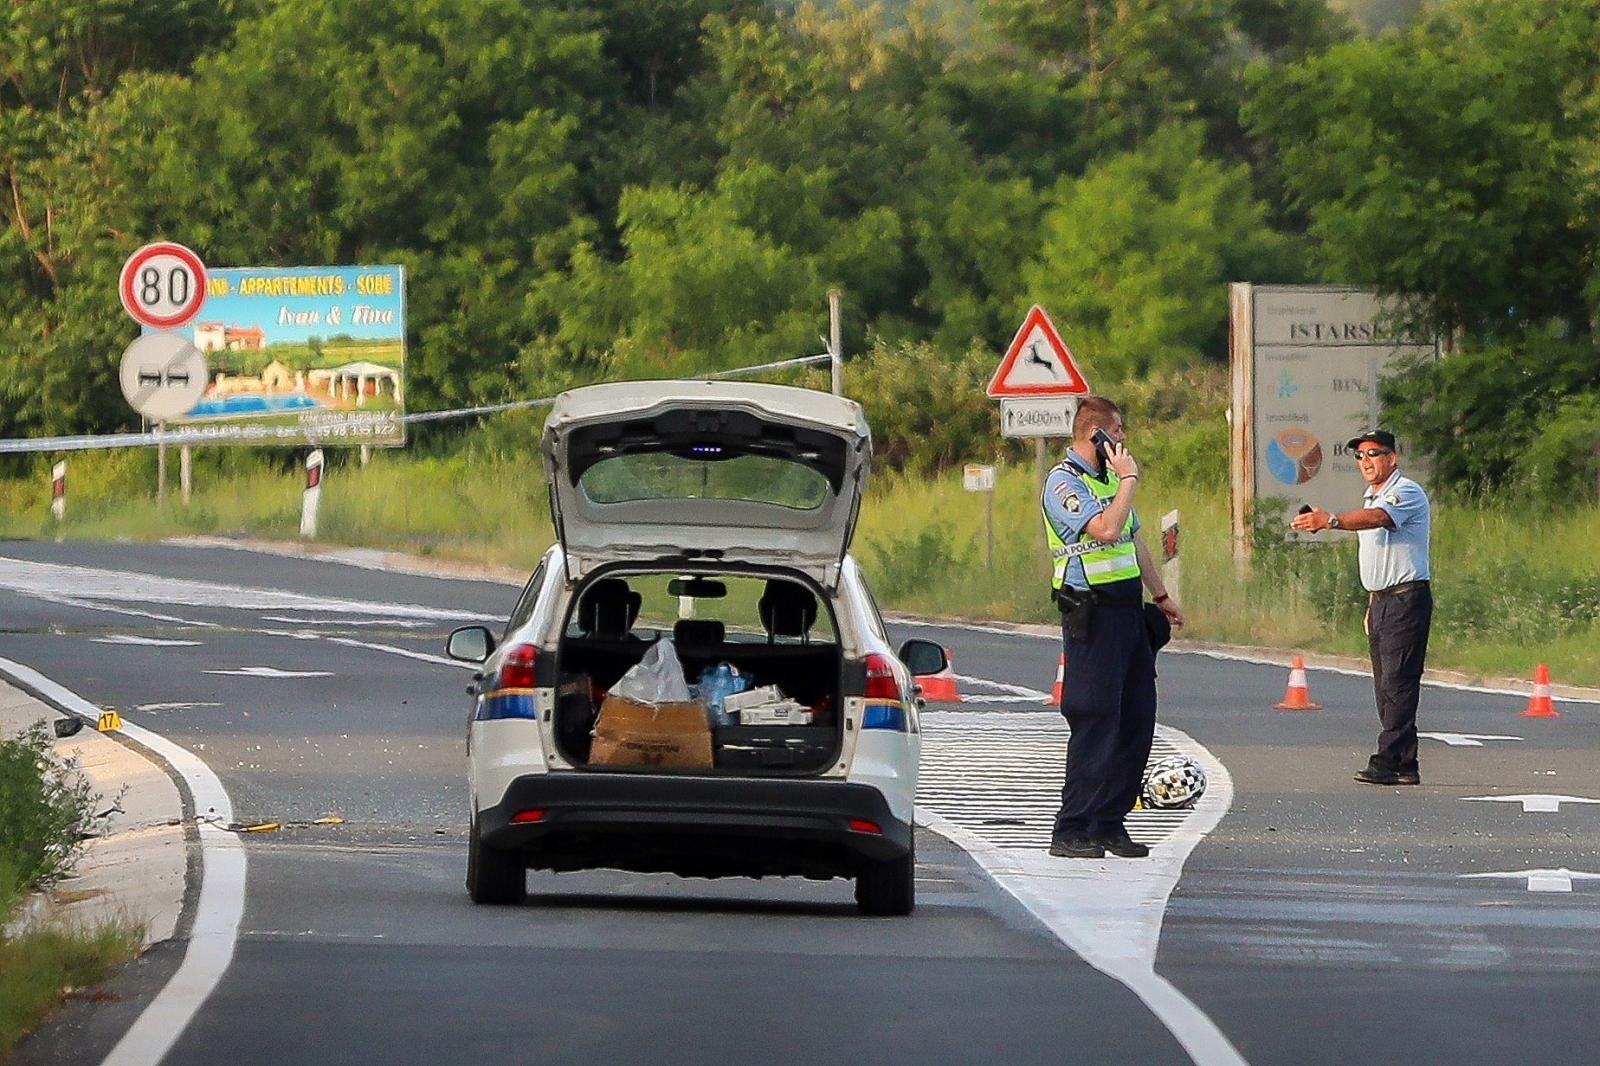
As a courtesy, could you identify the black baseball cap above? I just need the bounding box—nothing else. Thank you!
[1345,429,1396,452]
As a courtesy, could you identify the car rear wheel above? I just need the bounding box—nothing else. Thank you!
[854,839,914,916]
[467,817,526,905]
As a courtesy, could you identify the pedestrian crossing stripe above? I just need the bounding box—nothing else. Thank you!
[916,710,1201,851]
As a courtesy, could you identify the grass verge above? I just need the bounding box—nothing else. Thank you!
[0,905,145,1057]
[2,443,1596,687]
[1,724,145,1056]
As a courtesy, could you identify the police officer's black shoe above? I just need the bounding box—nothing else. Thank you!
[1097,828,1150,859]
[1353,766,1420,785]
[1049,837,1105,859]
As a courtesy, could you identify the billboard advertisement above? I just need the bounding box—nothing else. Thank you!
[1229,284,1437,553]
[145,265,406,446]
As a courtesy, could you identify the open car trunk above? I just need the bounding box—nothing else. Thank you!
[551,570,845,776]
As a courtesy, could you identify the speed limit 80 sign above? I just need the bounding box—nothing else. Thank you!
[119,242,207,329]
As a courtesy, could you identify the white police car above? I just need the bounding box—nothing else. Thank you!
[446,380,944,915]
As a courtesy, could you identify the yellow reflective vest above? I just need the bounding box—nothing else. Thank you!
[1044,462,1140,590]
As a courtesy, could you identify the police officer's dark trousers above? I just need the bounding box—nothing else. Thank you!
[1368,581,1432,773]
[1056,601,1157,840]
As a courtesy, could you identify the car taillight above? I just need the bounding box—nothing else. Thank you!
[848,818,881,834]
[497,644,538,689]
[863,653,900,701]
[510,809,546,824]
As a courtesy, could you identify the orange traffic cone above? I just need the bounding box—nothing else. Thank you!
[918,647,960,702]
[1274,655,1321,710]
[1521,663,1559,718]
[1045,653,1065,706]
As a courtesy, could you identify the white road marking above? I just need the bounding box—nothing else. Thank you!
[326,636,465,668]
[0,657,243,1066]
[1421,731,1523,747]
[0,556,495,622]
[892,616,1600,705]
[1461,868,1600,893]
[204,666,333,678]
[917,711,1246,1066]
[261,615,435,628]
[953,673,1050,700]
[137,702,223,712]
[1463,794,1600,813]
[92,635,203,647]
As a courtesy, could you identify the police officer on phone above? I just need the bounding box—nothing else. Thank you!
[1041,396,1184,859]
[1291,429,1432,785]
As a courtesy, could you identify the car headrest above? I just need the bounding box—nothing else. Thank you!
[672,619,725,646]
[758,581,817,638]
[579,579,641,638]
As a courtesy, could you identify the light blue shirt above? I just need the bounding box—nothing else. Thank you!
[1041,454,1139,591]
[1357,470,1431,592]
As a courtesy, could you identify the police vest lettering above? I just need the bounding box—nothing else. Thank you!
[1044,463,1141,590]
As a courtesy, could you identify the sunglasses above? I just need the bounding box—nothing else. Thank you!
[1353,448,1393,459]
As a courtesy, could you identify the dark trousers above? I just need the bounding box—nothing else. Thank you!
[1368,582,1433,772]
[1056,603,1157,839]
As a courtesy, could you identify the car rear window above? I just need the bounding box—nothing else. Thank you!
[567,573,836,644]
[578,452,830,510]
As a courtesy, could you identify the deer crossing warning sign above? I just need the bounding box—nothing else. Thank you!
[986,305,1090,398]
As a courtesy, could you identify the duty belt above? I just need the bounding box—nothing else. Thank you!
[1369,579,1429,600]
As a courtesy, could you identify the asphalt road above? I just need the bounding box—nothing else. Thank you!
[4,540,1600,1066]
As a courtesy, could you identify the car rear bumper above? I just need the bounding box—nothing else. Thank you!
[478,774,911,879]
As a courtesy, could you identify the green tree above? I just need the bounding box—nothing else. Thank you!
[1243,0,1600,338]
[1021,123,1300,380]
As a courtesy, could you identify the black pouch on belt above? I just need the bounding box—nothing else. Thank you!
[1053,587,1095,640]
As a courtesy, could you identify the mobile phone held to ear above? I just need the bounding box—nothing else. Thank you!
[1090,428,1114,460]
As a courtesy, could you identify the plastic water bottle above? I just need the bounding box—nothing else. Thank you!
[698,663,745,727]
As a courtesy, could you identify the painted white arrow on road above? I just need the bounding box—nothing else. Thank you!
[1463,794,1600,813]
[205,666,332,678]
[1420,731,1523,747]
[1460,868,1600,893]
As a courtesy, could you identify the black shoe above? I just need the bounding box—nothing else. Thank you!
[1049,837,1105,859]
[1354,766,1420,786]
[1097,829,1150,859]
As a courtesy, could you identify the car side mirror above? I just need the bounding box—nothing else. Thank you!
[447,625,495,663]
[898,639,946,679]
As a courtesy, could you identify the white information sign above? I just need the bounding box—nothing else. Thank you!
[1230,284,1438,554]
[1001,396,1079,439]
[962,464,995,492]
[118,331,209,420]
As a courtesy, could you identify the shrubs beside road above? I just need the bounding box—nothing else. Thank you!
[0,722,143,1056]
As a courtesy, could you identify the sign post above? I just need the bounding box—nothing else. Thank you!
[301,449,324,538]
[963,464,997,571]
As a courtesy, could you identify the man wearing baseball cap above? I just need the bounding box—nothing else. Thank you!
[1290,429,1433,785]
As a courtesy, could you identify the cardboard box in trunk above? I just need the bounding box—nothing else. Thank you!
[590,696,713,769]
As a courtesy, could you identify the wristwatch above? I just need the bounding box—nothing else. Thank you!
[1327,513,1342,530]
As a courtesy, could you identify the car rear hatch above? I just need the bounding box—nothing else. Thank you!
[542,380,872,591]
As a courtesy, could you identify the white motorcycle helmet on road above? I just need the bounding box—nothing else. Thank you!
[1141,754,1207,809]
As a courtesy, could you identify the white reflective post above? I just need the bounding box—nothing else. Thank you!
[1160,509,1181,605]
[301,449,325,538]
[50,461,66,522]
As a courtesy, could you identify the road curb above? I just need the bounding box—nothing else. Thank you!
[0,677,188,947]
